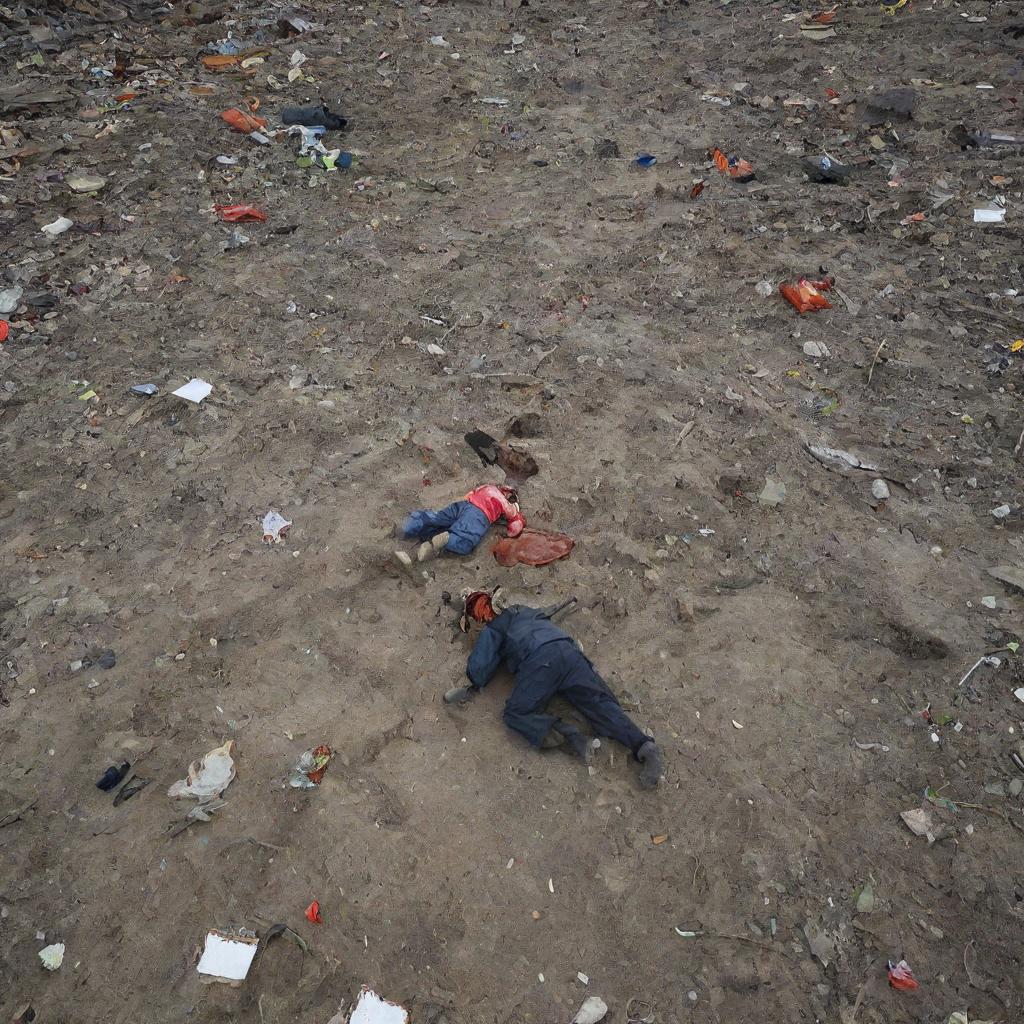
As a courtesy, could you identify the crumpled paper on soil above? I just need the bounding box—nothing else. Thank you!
[168,740,236,799]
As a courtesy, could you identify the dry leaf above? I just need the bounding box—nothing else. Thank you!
[651,834,668,845]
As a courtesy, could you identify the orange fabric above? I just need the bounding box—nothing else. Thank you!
[492,528,574,568]
[221,107,267,133]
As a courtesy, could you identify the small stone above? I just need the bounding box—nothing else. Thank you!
[871,479,890,500]
[803,340,829,359]
[97,649,116,669]
[758,478,786,507]
[981,595,996,610]
[1009,778,1023,797]
[755,280,773,297]
[69,659,84,672]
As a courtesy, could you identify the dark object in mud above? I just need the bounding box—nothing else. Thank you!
[464,430,538,479]
[96,762,130,791]
[281,104,346,131]
[803,155,851,184]
[863,87,916,123]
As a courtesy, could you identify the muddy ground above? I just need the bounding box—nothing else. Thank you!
[3,0,1024,1021]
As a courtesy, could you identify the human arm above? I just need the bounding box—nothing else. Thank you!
[466,615,509,688]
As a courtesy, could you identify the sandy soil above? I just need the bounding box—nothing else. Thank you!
[3,0,1024,1021]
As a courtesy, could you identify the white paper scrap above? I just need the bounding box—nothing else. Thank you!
[172,378,213,403]
[196,932,258,982]
[351,988,409,1024]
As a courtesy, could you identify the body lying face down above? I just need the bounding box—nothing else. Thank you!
[446,590,664,790]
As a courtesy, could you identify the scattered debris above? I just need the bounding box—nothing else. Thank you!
[288,744,332,787]
[282,103,347,130]
[780,276,833,314]
[805,443,880,474]
[96,762,130,791]
[900,806,943,844]
[262,511,292,543]
[304,900,322,923]
[172,378,213,404]
[572,996,609,1024]
[215,204,267,223]
[168,740,237,800]
[41,216,73,237]
[38,943,65,971]
[711,146,754,181]
[871,479,890,501]
[130,383,159,396]
[350,987,409,1024]
[196,930,259,985]
[887,958,920,992]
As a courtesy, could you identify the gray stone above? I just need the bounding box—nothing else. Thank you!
[871,479,890,500]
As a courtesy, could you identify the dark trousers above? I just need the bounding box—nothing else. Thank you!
[402,501,491,555]
[503,640,650,756]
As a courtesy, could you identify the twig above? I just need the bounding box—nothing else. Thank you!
[702,931,795,959]
[867,340,887,385]
[1014,422,1024,459]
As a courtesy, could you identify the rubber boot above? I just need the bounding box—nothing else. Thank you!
[637,740,663,789]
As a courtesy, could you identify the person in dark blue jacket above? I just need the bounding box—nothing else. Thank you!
[446,591,664,789]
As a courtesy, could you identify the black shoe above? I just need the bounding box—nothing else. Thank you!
[637,740,663,789]
[444,685,476,705]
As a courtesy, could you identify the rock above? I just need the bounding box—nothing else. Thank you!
[674,589,695,622]
[803,340,830,359]
[990,504,1011,519]
[1009,778,1023,797]
[755,280,773,297]
[66,171,106,193]
[97,649,116,669]
[855,882,875,914]
[572,997,608,1024]
[758,478,786,507]
[980,595,996,610]
[987,564,1024,593]
[871,479,890,500]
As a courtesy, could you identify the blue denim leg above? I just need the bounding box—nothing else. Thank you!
[502,642,569,747]
[403,501,466,541]
[445,503,491,555]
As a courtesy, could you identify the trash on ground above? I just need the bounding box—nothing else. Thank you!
[262,511,292,543]
[172,378,213,403]
[41,216,73,237]
[974,203,1006,224]
[130,383,158,396]
[958,654,1000,688]
[758,479,786,507]
[0,286,23,314]
[304,900,322,923]
[38,943,65,971]
[805,443,880,474]
[168,740,236,800]
[900,806,943,844]
[221,108,268,133]
[196,930,259,985]
[282,103,347,130]
[887,958,920,992]
[289,744,332,787]
[634,153,657,168]
[711,147,755,182]
[350,987,409,1024]
[66,172,106,193]
[990,504,1011,519]
[856,882,875,913]
[804,155,851,184]
[0,321,8,344]
[215,204,267,223]
[96,761,130,791]
[780,276,833,314]
[493,528,574,567]
[572,996,609,1024]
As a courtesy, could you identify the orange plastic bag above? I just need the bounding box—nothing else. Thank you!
[305,900,322,924]
[220,107,267,133]
[711,147,755,182]
[215,204,268,223]
[492,528,574,568]
[779,277,833,314]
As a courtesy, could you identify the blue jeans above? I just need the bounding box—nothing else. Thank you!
[502,640,651,756]
[403,500,491,555]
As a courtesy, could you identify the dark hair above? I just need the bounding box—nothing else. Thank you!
[504,488,519,504]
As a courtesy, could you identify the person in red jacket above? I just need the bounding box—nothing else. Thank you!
[396,485,525,573]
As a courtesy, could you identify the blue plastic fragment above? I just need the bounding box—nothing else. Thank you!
[635,153,657,168]
[338,152,353,169]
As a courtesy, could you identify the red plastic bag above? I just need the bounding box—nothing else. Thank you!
[305,900,322,924]
[0,321,8,344]
[492,528,574,567]
[779,277,833,314]
[220,107,267,133]
[887,959,919,992]
[215,204,268,223]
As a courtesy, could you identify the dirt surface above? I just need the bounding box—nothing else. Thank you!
[3,0,1024,1021]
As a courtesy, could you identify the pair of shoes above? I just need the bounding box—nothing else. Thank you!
[417,531,450,562]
